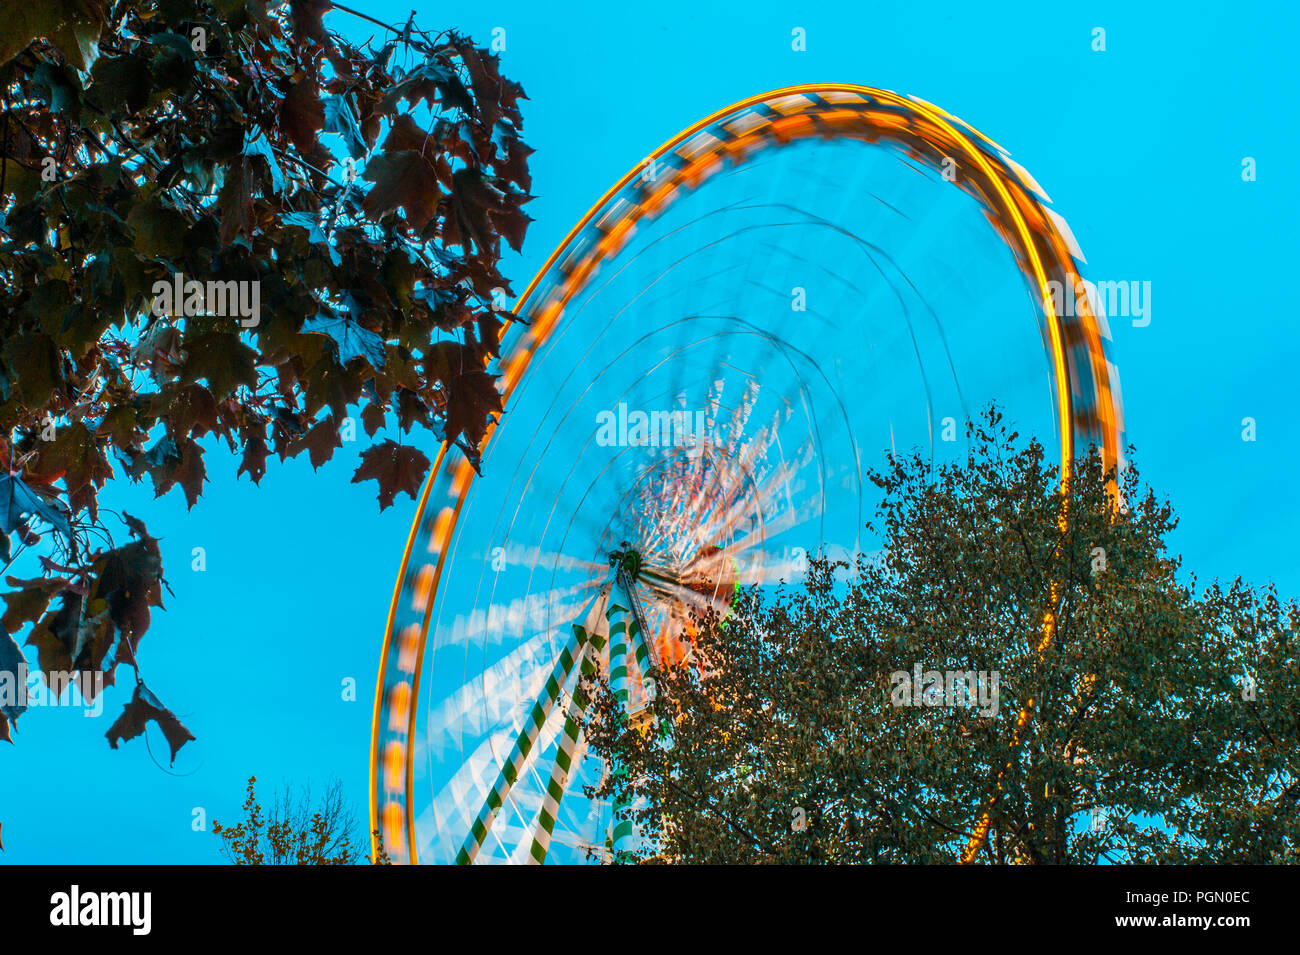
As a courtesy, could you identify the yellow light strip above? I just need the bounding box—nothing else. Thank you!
[369,442,446,862]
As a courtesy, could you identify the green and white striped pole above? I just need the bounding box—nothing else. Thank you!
[608,576,644,861]
[456,584,611,865]
[607,600,631,709]
[525,629,605,864]
[530,588,637,864]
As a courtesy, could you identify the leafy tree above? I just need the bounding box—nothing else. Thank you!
[212,774,390,864]
[582,408,1299,863]
[0,0,531,765]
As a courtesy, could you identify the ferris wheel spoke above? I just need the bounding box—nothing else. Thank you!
[455,584,612,865]
[525,586,645,864]
[642,575,732,621]
[496,585,627,864]
[426,632,551,757]
[422,726,519,858]
[424,654,595,862]
[524,646,599,865]
[442,578,601,658]
[423,580,608,764]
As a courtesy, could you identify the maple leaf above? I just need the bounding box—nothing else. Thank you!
[68,609,113,694]
[95,529,164,644]
[451,168,531,255]
[381,113,435,156]
[98,401,139,450]
[413,284,464,330]
[0,472,72,545]
[126,190,188,260]
[362,150,442,231]
[322,93,366,158]
[166,383,220,439]
[476,310,504,359]
[351,440,429,511]
[0,0,106,74]
[361,401,387,438]
[382,58,470,113]
[242,130,286,194]
[172,436,207,508]
[424,342,502,448]
[25,593,80,677]
[281,77,324,152]
[444,366,502,448]
[289,0,331,47]
[106,682,195,764]
[301,312,387,371]
[237,431,270,484]
[217,158,254,245]
[129,432,178,494]
[491,204,532,255]
[396,387,432,433]
[130,321,182,365]
[2,574,71,632]
[450,169,495,256]
[282,211,340,264]
[0,624,28,722]
[498,135,534,192]
[459,45,505,133]
[180,332,258,401]
[1,332,62,409]
[295,414,343,470]
[301,356,363,421]
[39,421,112,503]
[91,50,151,114]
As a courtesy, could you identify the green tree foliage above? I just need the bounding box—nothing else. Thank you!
[212,774,390,864]
[583,409,1299,863]
[0,1,531,759]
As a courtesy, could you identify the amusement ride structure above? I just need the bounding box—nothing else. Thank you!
[369,84,1124,864]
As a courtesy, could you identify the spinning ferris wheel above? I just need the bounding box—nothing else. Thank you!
[368,84,1124,864]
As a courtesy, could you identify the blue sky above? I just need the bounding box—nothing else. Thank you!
[2,0,1297,863]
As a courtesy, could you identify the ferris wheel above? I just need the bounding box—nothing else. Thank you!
[368,84,1125,864]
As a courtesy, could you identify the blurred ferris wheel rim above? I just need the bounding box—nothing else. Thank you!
[368,82,1125,864]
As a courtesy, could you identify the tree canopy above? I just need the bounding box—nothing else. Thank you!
[582,410,1299,863]
[0,1,530,762]
[212,774,387,864]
